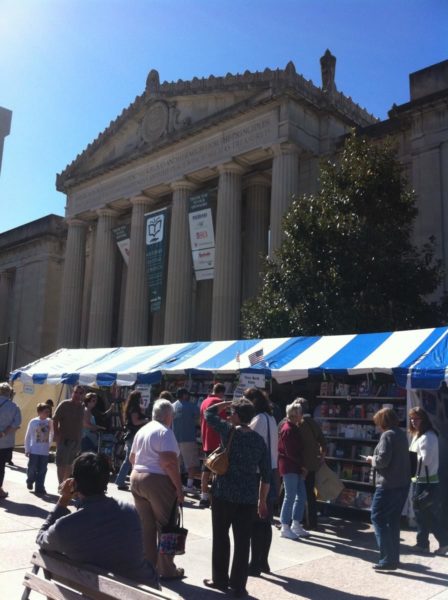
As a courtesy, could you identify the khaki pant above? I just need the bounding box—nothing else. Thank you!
[130,471,179,577]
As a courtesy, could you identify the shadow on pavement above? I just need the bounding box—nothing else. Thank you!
[0,499,50,519]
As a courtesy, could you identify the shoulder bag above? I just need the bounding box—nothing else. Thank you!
[412,458,433,511]
[205,427,235,475]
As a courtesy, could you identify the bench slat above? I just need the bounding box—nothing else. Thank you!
[28,551,178,600]
[23,571,90,600]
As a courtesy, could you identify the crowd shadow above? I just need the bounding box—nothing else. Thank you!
[0,498,50,519]
[162,575,387,600]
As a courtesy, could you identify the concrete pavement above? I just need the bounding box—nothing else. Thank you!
[0,451,447,600]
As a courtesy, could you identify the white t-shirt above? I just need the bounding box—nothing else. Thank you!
[131,420,179,475]
[24,417,53,456]
[250,412,278,468]
[409,429,439,481]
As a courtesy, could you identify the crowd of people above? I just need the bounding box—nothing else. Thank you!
[0,379,447,595]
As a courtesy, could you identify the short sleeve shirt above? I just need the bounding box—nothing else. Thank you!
[53,400,84,442]
[172,400,199,443]
[131,420,179,475]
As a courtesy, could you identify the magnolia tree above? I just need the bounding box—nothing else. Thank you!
[242,133,446,338]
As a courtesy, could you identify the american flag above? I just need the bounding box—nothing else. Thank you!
[248,348,264,366]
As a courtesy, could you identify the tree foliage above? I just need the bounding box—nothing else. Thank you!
[242,133,446,338]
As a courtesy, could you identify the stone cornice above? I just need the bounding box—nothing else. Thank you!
[57,61,377,192]
[218,161,245,176]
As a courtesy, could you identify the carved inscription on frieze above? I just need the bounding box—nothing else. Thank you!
[68,111,278,216]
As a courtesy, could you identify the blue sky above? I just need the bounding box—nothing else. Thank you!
[1,0,447,233]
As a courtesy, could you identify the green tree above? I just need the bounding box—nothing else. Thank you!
[242,133,446,338]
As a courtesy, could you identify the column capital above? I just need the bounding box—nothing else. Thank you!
[67,217,88,228]
[96,207,119,218]
[129,195,154,208]
[243,173,271,189]
[218,161,245,176]
[272,142,300,157]
[170,178,197,193]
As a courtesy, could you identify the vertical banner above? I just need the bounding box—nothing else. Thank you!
[188,192,215,280]
[145,208,168,313]
[112,225,130,264]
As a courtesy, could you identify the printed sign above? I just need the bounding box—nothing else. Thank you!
[112,225,130,265]
[145,209,168,313]
[188,192,215,280]
[239,372,266,389]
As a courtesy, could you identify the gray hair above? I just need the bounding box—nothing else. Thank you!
[152,399,174,423]
[293,397,308,411]
[286,402,302,419]
[0,382,12,396]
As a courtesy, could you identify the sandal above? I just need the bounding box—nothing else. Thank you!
[160,567,185,580]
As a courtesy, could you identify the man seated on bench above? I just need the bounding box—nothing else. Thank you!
[36,452,159,589]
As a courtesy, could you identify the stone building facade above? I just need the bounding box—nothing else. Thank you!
[55,51,379,349]
[0,215,66,376]
[2,54,447,367]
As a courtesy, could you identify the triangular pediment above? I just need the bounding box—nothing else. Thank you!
[57,60,377,192]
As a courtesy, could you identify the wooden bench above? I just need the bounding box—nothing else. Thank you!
[22,550,179,600]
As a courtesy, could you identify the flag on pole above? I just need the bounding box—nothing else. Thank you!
[248,348,264,366]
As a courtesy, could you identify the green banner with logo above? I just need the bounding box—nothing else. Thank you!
[145,208,168,313]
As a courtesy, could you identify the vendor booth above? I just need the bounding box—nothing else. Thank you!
[10,326,448,513]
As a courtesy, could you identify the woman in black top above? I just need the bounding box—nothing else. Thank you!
[115,391,147,490]
[204,398,270,598]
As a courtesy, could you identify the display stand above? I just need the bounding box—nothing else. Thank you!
[315,378,407,512]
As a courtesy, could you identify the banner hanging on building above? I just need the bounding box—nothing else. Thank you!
[145,208,168,313]
[188,192,215,280]
[112,225,130,265]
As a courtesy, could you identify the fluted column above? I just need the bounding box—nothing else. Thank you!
[269,143,299,256]
[242,174,270,301]
[164,180,196,343]
[57,219,87,348]
[0,271,13,374]
[87,208,118,347]
[122,196,153,346]
[211,162,244,340]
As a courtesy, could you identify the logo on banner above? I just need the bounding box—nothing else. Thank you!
[146,214,165,244]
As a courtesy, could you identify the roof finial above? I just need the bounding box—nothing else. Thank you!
[320,49,336,94]
[146,69,160,96]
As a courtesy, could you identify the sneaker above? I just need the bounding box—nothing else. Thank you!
[280,527,298,540]
[35,489,47,496]
[291,523,311,538]
[26,482,33,490]
[199,498,210,508]
[183,485,198,494]
[434,544,448,556]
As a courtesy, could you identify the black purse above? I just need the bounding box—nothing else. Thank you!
[412,459,433,511]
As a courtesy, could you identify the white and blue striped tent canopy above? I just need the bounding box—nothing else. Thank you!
[11,326,448,390]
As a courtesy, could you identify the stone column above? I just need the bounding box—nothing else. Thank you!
[211,162,244,340]
[0,271,13,375]
[164,180,196,343]
[122,196,153,346]
[242,174,270,301]
[269,143,299,256]
[87,208,118,348]
[57,219,87,348]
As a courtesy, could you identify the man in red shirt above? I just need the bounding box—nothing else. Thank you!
[199,383,226,508]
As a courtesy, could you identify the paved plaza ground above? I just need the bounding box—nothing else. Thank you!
[0,451,447,600]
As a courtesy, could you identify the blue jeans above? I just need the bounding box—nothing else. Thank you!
[27,453,49,493]
[280,472,306,525]
[413,482,448,548]
[115,439,132,486]
[371,485,409,566]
